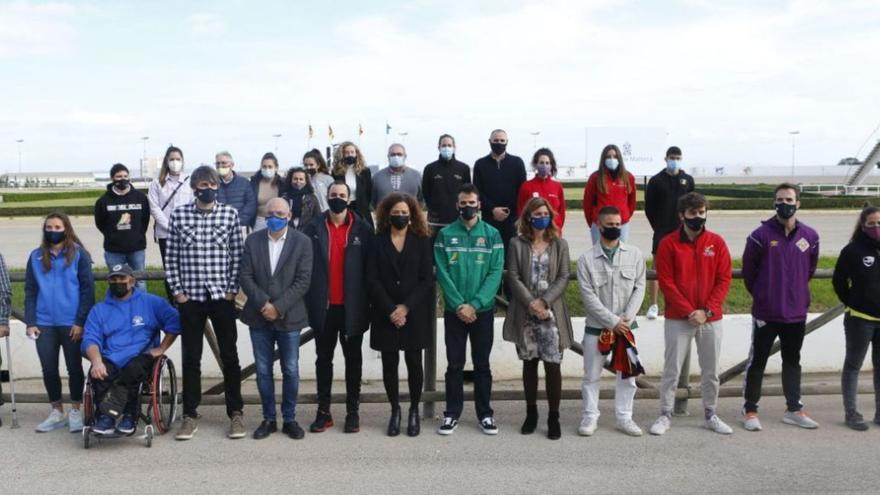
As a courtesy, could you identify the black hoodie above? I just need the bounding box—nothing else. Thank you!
[93,183,151,253]
[833,233,880,319]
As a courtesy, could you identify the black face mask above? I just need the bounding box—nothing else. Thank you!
[109,282,131,299]
[684,216,706,232]
[44,230,65,245]
[490,142,506,155]
[306,168,317,176]
[600,226,621,241]
[113,179,130,190]
[459,206,478,221]
[328,197,348,214]
[343,156,357,166]
[776,202,797,220]
[390,215,410,230]
[195,187,217,204]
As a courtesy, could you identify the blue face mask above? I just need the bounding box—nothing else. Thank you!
[605,158,619,171]
[266,215,288,233]
[439,147,454,161]
[389,155,405,169]
[666,159,680,172]
[531,216,551,230]
[195,187,217,204]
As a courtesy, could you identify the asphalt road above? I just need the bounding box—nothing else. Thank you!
[0,209,860,268]
[0,393,877,494]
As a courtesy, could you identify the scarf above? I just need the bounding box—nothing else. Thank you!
[597,327,645,379]
[285,183,313,219]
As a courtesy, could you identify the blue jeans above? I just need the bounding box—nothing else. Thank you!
[104,250,146,291]
[590,222,630,245]
[35,325,84,404]
[250,327,301,423]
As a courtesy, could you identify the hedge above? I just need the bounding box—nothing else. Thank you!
[0,205,94,217]
[0,190,105,203]
[563,196,880,211]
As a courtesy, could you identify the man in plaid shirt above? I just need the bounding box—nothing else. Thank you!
[166,165,246,441]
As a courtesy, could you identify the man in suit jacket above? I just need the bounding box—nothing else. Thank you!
[239,197,313,440]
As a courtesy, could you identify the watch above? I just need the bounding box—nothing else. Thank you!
[704,308,714,318]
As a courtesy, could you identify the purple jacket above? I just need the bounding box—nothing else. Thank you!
[742,217,819,323]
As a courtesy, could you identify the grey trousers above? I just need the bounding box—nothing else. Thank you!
[658,319,723,417]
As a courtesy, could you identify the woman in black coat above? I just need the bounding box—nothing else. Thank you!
[368,192,433,437]
[332,141,374,226]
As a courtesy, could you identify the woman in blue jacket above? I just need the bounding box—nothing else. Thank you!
[24,212,95,433]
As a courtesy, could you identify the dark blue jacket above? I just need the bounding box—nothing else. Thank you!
[81,288,181,368]
[218,172,257,227]
[24,245,95,327]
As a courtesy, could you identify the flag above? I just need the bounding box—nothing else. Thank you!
[328,125,335,141]
[358,122,364,136]
[308,124,314,139]
[386,122,391,135]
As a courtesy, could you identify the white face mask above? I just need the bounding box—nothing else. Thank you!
[168,160,183,174]
[604,158,619,171]
[217,166,232,177]
[261,168,276,179]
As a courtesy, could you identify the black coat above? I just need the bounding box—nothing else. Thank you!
[833,234,880,319]
[645,169,695,245]
[302,211,373,337]
[422,156,472,226]
[333,167,374,227]
[367,232,433,352]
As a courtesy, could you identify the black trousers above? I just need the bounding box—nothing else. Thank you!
[315,305,363,413]
[381,350,424,409]
[444,310,494,420]
[179,299,243,418]
[91,354,154,417]
[157,239,173,302]
[743,320,806,413]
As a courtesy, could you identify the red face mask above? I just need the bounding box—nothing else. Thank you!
[864,225,880,241]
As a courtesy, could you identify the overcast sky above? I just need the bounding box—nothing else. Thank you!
[1,0,879,174]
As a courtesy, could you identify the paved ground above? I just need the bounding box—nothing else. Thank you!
[0,209,860,268]
[1,379,879,494]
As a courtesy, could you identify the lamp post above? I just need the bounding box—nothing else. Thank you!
[530,131,540,150]
[16,139,24,174]
[140,136,150,181]
[789,130,800,178]
[272,133,282,152]
[398,131,408,145]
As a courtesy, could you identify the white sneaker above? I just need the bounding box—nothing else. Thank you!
[646,304,659,320]
[705,415,734,435]
[649,415,671,435]
[742,412,762,431]
[577,416,597,436]
[35,409,67,433]
[68,409,83,433]
[782,410,819,429]
[616,418,643,437]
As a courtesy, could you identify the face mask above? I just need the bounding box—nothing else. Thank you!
[168,160,183,173]
[195,187,217,204]
[439,147,454,161]
[684,216,706,232]
[490,142,507,155]
[600,226,621,241]
[266,215,288,233]
[459,205,478,221]
[605,158,619,171]
[536,164,552,177]
[261,168,276,179]
[390,215,410,230]
[776,202,797,220]
[666,159,680,173]
[530,216,551,230]
[217,166,231,177]
[328,197,348,214]
[388,156,405,169]
[113,179,130,190]
[290,182,305,190]
[305,168,317,176]
[343,156,357,166]
[109,282,131,299]
[863,225,880,242]
[44,230,65,245]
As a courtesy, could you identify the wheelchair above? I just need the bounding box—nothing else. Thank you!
[81,355,178,448]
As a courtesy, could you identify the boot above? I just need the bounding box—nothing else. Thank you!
[521,404,538,434]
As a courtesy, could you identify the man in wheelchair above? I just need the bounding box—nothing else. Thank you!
[81,264,180,435]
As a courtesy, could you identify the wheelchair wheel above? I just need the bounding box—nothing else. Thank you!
[150,356,177,434]
[144,424,154,448]
[82,427,91,449]
[82,377,95,427]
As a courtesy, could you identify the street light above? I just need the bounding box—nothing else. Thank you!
[272,133,282,152]
[789,130,800,178]
[530,131,541,150]
[15,139,24,174]
[398,132,408,144]
[140,136,150,182]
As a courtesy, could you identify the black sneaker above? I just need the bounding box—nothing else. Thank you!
[309,411,334,433]
[283,421,305,440]
[846,412,869,431]
[252,420,277,440]
[437,416,458,436]
[480,416,499,435]
[344,412,360,433]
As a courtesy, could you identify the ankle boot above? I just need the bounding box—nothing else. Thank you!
[407,405,421,437]
[387,407,401,437]
[521,404,539,434]
[547,411,561,440]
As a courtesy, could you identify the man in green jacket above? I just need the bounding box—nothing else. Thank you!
[434,183,505,436]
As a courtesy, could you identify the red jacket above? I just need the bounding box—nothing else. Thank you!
[582,171,637,226]
[516,176,566,232]
[655,227,732,321]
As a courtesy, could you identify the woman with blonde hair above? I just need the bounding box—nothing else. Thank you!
[332,141,373,225]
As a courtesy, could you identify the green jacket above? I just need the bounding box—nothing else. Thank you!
[433,218,505,314]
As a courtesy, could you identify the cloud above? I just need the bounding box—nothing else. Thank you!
[0,1,78,57]
[189,13,226,37]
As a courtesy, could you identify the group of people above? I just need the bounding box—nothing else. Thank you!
[1,131,879,441]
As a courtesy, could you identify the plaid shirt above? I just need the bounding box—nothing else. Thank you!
[166,202,243,301]
[0,253,10,325]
